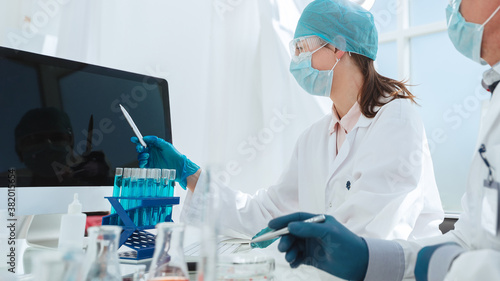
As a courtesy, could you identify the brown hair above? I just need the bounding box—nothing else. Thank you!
[351,53,416,118]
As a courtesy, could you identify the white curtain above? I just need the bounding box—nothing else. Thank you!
[1,0,328,216]
[201,0,328,194]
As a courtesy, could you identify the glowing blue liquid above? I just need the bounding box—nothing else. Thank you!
[161,179,175,222]
[110,174,122,225]
[120,177,131,226]
[151,180,161,225]
[158,179,168,223]
[129,178,138,225]
[141,178,154,226]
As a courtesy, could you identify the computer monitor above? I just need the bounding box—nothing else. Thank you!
[0,46,172,216]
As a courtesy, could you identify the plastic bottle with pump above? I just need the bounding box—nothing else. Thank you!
[58,193,87,250]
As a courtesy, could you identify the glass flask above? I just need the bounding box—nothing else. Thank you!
[148,222,189,281]
[83,225,122,281]
[217,255,275,281]
[32,249,84,281]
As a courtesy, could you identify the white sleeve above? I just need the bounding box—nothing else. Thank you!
[364,230,470,281]
[364,238,405,281]
[180,141,301,238]
[332,101,443,240]
[395,230,469,279]
[444,249,500,281]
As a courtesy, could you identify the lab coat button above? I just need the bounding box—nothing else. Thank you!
[329,203,332,208]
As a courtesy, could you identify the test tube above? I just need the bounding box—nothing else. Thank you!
[169,170,176,197]
[159,169,171,223]
[110,168,123,225]
[164,169,176,222]
[135,168,147,226]
[129,168,140,224]
[161,169,171,197]
[151,168,162,225]
[142,168,155,226]
[120,168,132,226]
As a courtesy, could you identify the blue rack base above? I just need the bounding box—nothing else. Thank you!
[102,196,180,260]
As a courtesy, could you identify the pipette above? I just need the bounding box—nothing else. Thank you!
[119,104,147,148]
[250,214,326,243]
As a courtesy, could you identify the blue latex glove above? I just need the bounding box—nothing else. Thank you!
[415,242,460,281]
[269,212,368,281]
[250,227,279,249]
[131,136,200,189]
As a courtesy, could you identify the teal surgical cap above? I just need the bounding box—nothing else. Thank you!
[294,0,378,60]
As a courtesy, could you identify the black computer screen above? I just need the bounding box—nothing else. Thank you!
[0,46,172,187]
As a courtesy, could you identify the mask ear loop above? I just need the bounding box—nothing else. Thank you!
[329,57,340,73]
[481,5,500,28]
[328,47,342,74]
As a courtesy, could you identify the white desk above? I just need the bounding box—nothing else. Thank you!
[3,225,339,281]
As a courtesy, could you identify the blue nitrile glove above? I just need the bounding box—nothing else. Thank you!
[131,136,200,189]
[269,212,368,281]
[415,242,462,281]
[251,227,279,249]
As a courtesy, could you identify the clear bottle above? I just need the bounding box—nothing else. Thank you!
[82,225,122,281]
[58,193,87,250]
[148,222,189,281]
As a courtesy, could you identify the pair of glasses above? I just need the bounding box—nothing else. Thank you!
[289,36,328,61]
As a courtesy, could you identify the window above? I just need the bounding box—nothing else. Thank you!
[373,0,489,213]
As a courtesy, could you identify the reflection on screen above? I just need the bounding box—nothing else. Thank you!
[0,47,171,187]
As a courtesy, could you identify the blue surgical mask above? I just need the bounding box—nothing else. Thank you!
[290,52,340,97]
[446,0,500,65]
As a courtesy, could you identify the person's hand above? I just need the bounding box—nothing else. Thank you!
[250,227,279,249]
[415,242,461,281]
[269,212,368,281]
[131,136,200,189]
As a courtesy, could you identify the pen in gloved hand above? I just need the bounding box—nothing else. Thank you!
[250,214,326,244]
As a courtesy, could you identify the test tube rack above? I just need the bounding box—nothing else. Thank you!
[102,196,180,260]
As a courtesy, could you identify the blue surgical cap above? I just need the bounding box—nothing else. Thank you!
[294,0,378,60]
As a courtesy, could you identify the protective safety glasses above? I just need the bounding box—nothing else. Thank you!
[289,36,328,62]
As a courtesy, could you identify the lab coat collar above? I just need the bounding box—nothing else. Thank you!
[327,113,371,185]
[329,102,362,135]
[328,105,373,135]
[355,113,373,128]
[482,61,500,92]
[478,79,500,143]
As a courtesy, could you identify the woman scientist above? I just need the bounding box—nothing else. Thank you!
[133,0,444,242]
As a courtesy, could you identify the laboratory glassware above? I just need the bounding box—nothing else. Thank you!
[120,168,132,225]
[130,168,140,224]
[110,168,123,225]
[32,249,84,281]
[82,225,122,281]
[148,222,189,281]
[217,256,275,281]
[151,168,162,225]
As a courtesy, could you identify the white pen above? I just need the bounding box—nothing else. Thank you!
[250,214,326,244]
[119,104,147,148]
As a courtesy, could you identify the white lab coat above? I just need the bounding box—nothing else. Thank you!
[396,75,500,280]
[181,98,443,242]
